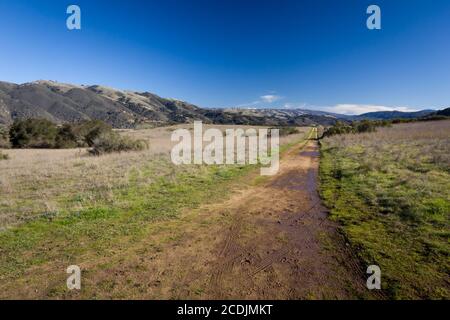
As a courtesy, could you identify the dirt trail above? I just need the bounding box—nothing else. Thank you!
[200,133,369,299]
[35,130,371,300]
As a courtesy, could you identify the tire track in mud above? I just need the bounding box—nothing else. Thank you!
[206,132,371,299]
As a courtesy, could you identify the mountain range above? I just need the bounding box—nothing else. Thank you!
[0,80,445,128]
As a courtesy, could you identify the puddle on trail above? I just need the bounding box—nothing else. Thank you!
[299,150,320,157]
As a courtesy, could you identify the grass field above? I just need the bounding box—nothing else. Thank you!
[320,120,450,299]
[0,125,310,298]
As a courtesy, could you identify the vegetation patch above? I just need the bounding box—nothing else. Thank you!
[0,151,8,160]
[319,120,450,299]
[88,131,148,155]
[6,118,147,153]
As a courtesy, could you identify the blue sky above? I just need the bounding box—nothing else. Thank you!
[0,0,449,114]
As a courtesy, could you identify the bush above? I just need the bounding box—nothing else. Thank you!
[9,119,58,148]
[88,131,148,156]
[75,120,112,147]
[55,123,80,148]
[0,151,8,160]
[267,126,300,137]
[8,119,115,149]
[0,126,10,148]
[323,120,391,137]
[6,118,147,154]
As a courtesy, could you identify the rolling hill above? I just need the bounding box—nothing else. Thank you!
[356,109,435,120]
[1,80,445,127]
[0,80,338,128]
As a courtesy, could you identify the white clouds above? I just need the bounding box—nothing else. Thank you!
[260,95,282,103]
[233,93,283,108]
[231,97,419,116]
[318,104,418,115]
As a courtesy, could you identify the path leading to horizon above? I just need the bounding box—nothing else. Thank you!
[136,133,372,299]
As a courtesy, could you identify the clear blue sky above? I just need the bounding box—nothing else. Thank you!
[1,0,449,114]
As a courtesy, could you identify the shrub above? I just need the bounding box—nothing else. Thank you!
[89,131,148,156]
[355,120,376,133]
[9,118,58,148]
[267,126,300,137]
[8,119,116,149]
[0,126,10,148]
[6,118,147,153]
[55,123,80,148]
[74,120,112,147]
[323,120,392,137]
[0,151,8,160]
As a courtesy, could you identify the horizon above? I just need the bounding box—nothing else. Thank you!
[1,78,444,116]
[1,1,449,114]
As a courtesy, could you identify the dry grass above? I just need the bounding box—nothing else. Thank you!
[0,125,311,299]
[0,125,308,229]
[320,120,450,299]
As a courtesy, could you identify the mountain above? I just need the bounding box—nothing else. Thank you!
[435,107,450,117]
[3,80,441,127]
[0,80,339,128]
[0,80,212,128]
[355,109,435,120]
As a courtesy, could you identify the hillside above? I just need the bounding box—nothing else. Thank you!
[436,107,450,117]
[356,109,435,120]
[0,80,338,128]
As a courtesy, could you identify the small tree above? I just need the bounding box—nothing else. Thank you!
[9,118,58,148]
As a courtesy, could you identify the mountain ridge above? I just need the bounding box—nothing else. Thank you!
[0,80,444,127]
[0,80,339,127]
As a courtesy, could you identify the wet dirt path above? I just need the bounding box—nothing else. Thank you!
[42,130,372,300]
[201,134,369,299]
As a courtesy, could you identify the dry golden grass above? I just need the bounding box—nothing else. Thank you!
[0,125,308,229]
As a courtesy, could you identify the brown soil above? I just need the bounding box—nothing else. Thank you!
[81,136,371,299]
[201,139,370,299]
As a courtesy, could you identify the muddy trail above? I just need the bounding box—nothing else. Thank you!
[36,132,373,300]
[201,137,370,299]
[136,133,372,300]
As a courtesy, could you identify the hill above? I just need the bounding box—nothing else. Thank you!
[435,107,450,117]
[356,109,435,120]
[0,80,338,128]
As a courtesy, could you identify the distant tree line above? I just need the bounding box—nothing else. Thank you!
[0,119,147,155]
[322,120,391,137]
[323,113,450,138]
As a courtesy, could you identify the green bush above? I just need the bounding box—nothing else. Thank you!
[55,123,80,148]
[323,120,391,137]
[6,118,147,154]
[89,131,148,156]
[8,119,116,149]
[267,126,300,137]
[0,126,10,148]
[75,120,112,147]
[9,118,58,148]
[0,151,8,160]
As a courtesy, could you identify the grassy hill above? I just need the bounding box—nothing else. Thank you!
[0,80,338,128]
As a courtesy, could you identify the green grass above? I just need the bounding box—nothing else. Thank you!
[319,122,450,299]
[0,162,253,283]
